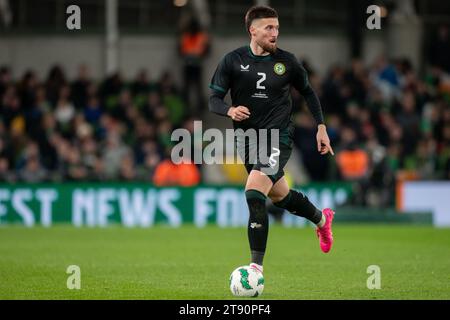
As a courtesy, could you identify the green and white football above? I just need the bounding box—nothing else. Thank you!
[229,265,264,297]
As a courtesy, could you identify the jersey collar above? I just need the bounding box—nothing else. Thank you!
[247,45,274,61]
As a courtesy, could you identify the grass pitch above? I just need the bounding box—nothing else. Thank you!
[0,224,449,299]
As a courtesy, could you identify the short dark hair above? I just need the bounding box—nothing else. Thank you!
[245,5,278,34]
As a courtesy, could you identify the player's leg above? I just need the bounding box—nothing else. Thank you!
[269,124,336,253]
[268,176,323,224]
[245,170,273,272]
[268,175,335,253]
[265,125,324,225]
[235,128,273,272]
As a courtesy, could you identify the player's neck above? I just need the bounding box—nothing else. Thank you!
[249,41,270,56]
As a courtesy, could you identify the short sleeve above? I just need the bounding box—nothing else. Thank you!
[209,54,232,94]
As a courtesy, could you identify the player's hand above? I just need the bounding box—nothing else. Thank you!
[316,124,334,156]
[227,106,250,121]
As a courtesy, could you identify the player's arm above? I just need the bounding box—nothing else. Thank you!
[208,53,232,117]
[209,54,250,121]
[291,57,324,125]
[299,84,324,125]
[209,91,250,121]
[209,88,231,116]
[291,57,334,156]
[300,85,333,155]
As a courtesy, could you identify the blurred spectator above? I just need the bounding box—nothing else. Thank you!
[27,85,50,137]
[1,84,21,128]
[100,72,124,110]
[0,135,14,182]
[396,90,421,155]
[102,132,130,179]
[131,69,155,109]
[63,146,88,181]
[158,71,186,126]
[84,96,103,125]
[46,65,67,107]
[178,16,210,116]
[403,138,437,179]
[158,70,179,96]
[79,136,98,173]
[119,152,137,181]
[335,127,369,181]
[153,157,200,186]
[141,91,159,122]
[371,55,399,103]
[54,85,75,135]
[111,89,134,126]
[18,70,38,111]
[18,155,47,183]
[0,156,14,182]
[16,142,47,182]
[293,111,330,181]
[136,139,161,180]
[71,64,92,109]
[344,59,368,106]
[322,65,348,115]
[335,126,371,205]
[0,66,12,98]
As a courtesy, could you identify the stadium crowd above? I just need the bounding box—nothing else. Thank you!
[0,65,200,185]
[292,55,450,205]
[1,50,449,206]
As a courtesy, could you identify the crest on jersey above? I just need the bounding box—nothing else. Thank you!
[274,63,286,75]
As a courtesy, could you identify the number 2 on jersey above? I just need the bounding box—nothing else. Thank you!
[256,72,266,90]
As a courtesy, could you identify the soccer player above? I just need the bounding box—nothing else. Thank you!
[208,5,335,273]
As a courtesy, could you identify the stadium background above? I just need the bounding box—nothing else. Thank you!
[0,0,450,300]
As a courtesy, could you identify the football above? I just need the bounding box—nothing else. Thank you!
[229,266,264,297]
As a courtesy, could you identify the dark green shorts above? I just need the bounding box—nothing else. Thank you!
[235,125,294,184]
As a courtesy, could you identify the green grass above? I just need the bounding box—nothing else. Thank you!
[0,224,449,299]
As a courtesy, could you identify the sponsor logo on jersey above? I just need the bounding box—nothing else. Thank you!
[251,93,268,99]
[274,62,286,75]
[240,64,250,72]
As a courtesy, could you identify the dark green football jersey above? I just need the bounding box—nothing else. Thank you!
[209,45,311,130]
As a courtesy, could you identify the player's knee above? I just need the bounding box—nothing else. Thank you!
[268,192,286,203]
[273,189,306,210]
[245,170,273,194]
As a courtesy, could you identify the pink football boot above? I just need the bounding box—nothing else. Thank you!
[316,208,335,253]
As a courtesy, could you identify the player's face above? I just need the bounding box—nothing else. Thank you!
[250,18,279,54]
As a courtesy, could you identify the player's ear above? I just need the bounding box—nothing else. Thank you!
[249,24,256,37]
